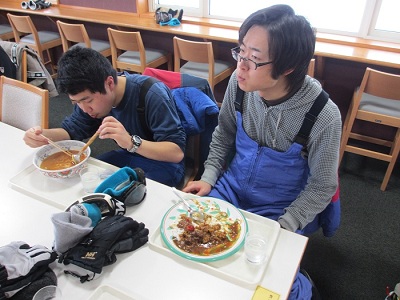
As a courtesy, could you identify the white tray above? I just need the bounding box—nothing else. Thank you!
[149,210,280,289]
[9,158,118,210]
[88,285,147,300]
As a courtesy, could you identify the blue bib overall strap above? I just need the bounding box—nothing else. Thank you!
[290,89,341,237]
[292,89,341,237]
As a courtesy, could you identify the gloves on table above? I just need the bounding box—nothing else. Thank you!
[0,242,57,298]
[51,210,94,255]
[11,268,57,300]
[95,167,147,206]
[59,215,149,283]
[53,193,127,254]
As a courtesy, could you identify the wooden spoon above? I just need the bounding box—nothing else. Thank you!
[72,131,99,163]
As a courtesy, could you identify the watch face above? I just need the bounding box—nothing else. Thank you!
[133,135,142,146]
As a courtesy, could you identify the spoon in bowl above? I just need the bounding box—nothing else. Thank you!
[72,131,99,163]
[172,187,205,223]
[40,134,76,162]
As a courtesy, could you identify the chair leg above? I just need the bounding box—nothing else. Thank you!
[380,129,400,191]
[166,54,172,71]
[47,48,57,75]
[339,95,359,164]
[339,120,355,164]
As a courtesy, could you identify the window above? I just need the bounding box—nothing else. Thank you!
[369,0,400,41]
[149,0,400,43]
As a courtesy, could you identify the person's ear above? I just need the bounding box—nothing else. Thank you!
[105,76,115,91]
[283,68,294,76]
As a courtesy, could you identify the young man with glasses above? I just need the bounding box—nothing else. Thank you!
[183,4,341,299]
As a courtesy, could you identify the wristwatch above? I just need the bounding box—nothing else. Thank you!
[127,135,142,153]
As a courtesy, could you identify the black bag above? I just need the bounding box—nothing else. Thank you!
[155,7,183,24]
[0,45,16,79]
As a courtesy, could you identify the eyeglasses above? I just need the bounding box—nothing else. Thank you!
[231,47,273,70]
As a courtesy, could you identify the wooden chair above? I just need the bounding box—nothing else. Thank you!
[308,58,315,77]
[0,75,49,130]
[57,20,111,58]
[7,13,61,75]
[107,28,171,73]
[0,24,14,41]
[339,67,400,191]
[173,36,235,93]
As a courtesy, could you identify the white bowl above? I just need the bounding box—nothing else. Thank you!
[33,140,91,179]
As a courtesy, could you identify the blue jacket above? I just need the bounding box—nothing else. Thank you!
[143,68,219,177]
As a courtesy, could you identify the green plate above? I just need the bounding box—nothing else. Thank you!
[160,196,248,262]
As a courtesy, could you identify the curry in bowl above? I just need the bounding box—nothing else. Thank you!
[40,151,86,170]
[33,140,91,179]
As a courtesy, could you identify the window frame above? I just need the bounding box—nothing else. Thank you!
[149,0,400,44]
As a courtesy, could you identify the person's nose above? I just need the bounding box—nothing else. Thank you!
[237,56,249,70]
[79,103,92,114]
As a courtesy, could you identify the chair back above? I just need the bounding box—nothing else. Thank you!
[360,68,400,101]
[173,36,234,92]
[173,36,214,81]
[173,36,213,65]
[7,13,39,45]
[0,75,49,130]
[107,28,170,73]
[56,20,91,51]
[107,28,145,72]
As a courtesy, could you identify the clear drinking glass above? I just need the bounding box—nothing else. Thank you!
[33,285,62,300]
[244,232,268,264]
[79,165,100,193]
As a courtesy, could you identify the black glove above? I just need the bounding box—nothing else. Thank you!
[105,222,149,266]
[59,215,148,282]
[0,242,57,299]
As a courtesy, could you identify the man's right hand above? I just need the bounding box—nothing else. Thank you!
[23,127,71,148]
[182,180,212,196]
[23,126,48,148]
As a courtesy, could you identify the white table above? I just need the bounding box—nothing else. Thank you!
[0,122,308,300]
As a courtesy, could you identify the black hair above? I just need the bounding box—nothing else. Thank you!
[239,4,316,93]
[56,46,117,95]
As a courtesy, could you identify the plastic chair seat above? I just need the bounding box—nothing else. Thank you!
[180,60,234,80]
[118,48,169,65]
[20,31,61,45]
[73,39,111,53]
[0,24,13,41]
[0,24,12,35]
[359,93,400,118]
